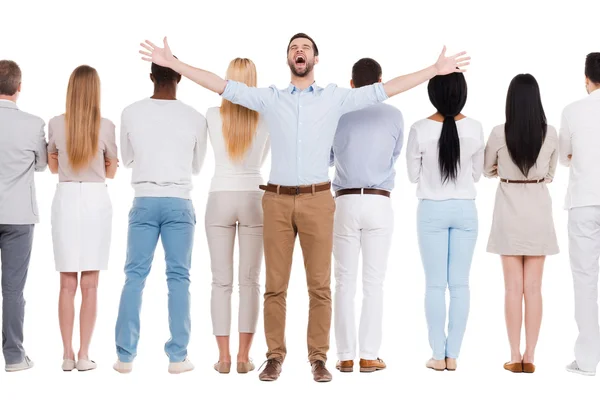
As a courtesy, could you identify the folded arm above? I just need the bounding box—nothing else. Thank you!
[483,129,500,178]
[35,121,48,172]
[406,126,422,183]
[192,116,208,175]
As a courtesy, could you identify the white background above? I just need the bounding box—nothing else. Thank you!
[2,0,600,398]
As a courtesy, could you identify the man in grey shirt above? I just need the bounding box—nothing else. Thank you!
[330,58,403,374]
[0,60,47,372]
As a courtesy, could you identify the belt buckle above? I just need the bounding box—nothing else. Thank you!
[295,186,300,195]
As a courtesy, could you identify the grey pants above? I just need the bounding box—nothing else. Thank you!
[0,224,34,365]
[205,191,263,336]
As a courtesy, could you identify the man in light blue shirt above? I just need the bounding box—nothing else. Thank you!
[329,58,403,374]
[139,33,469,382]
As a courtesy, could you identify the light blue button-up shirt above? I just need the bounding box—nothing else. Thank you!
[221,80,388,186]
[330,103,404,192]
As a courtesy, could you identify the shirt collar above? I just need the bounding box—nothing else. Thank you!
[589,88,600,98]
[0,99,18,109]
[287,81,317,94]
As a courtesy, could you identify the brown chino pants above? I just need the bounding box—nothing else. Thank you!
[262,187,335,363]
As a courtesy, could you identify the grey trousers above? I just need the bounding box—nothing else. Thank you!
[205,191,263,336]
[0,224,34,365]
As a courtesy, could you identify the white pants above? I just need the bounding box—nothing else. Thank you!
[333,194,393,360]
[568,206,600,372]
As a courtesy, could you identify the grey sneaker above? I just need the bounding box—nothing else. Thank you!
[5,356,34,372]
[566,361,596,376]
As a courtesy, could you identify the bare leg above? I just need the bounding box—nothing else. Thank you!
[522,256,545,364]
[78,271,99,360]
[216,336,231,363]
[237,333,254,363]
[59,272,78,360]
[501,256,524,363]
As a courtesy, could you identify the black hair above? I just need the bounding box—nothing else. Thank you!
[585,52,600,84]
[352,58,382,88]
[427,73,468,183]
[151,56,180,85]
[505,73,547,177]
[287,33,319,56]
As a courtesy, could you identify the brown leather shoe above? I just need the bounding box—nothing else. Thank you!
[311,360,332,382]
[258,358,282,381]
[359,358,386,373]
[503,362,523,373]
[335,360,354,372]
[522,362,535,373]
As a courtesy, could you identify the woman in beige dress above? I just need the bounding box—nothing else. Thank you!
[484,73,558,374]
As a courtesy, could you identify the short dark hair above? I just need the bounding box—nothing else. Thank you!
[585,52,600,84]
[0,60,22,96]
[352,58,382,88]
[151,56,181,85]
[287,33,319,56]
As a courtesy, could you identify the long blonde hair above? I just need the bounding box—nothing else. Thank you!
[65,65,101,171]
[220,58,259,161]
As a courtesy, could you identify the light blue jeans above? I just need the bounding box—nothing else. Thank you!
[417,199,477,360]
[115,197,196,362]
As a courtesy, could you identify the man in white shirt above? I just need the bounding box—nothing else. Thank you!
[0,60,47,372]
[559,52,600,376]
[113,61,207,374]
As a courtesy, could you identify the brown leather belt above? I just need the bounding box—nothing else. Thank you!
[335,188,391,198]
[259,182,331,195]
[500,178,544,183]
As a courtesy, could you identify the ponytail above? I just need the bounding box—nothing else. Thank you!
[438,115,460,184]
[427,72,468,184]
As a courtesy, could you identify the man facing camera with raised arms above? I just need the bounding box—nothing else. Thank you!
[559,52,600,377]
[330,58,403,374]
[0,60,47,372]
[140,33,469,382]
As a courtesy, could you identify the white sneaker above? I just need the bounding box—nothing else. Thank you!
[5,356,34,372]
[76,359,97,371]
[168,357,194,374]
[566,361,596,376]
[62,359,76,371]
[113,360,133,374]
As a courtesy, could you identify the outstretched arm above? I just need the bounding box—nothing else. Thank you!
[140,37,275,113]
[383,46,470,98]
[140,37,226,94]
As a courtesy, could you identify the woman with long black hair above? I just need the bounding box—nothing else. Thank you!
[484,74,558,374]
[407,72,484,372]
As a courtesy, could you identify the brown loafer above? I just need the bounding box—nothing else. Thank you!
[258,358,282,381]
[359,358,386,373]
[504,362,523,373]
[335,360,353,372]
[311,360,332,382]
[522,363,535,373]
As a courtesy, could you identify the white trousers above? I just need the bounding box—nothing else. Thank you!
[333,194,393,360]
[568,206,600,372]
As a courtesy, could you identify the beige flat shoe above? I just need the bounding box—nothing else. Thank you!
[237,360,255,373]
[445,358,457,371]
[214,361,231,374]
[426,358,446,371]
[62,359,76,372]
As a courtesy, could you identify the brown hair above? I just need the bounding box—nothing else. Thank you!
[0,60,22,96]
[220,58,259,161]
[65,65,101,171]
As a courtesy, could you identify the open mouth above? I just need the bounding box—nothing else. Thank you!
[295,55,306,66]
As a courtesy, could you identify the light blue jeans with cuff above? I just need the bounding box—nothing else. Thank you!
[417,199,478,360]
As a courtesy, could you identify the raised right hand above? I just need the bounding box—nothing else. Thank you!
[139,37,174,67]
